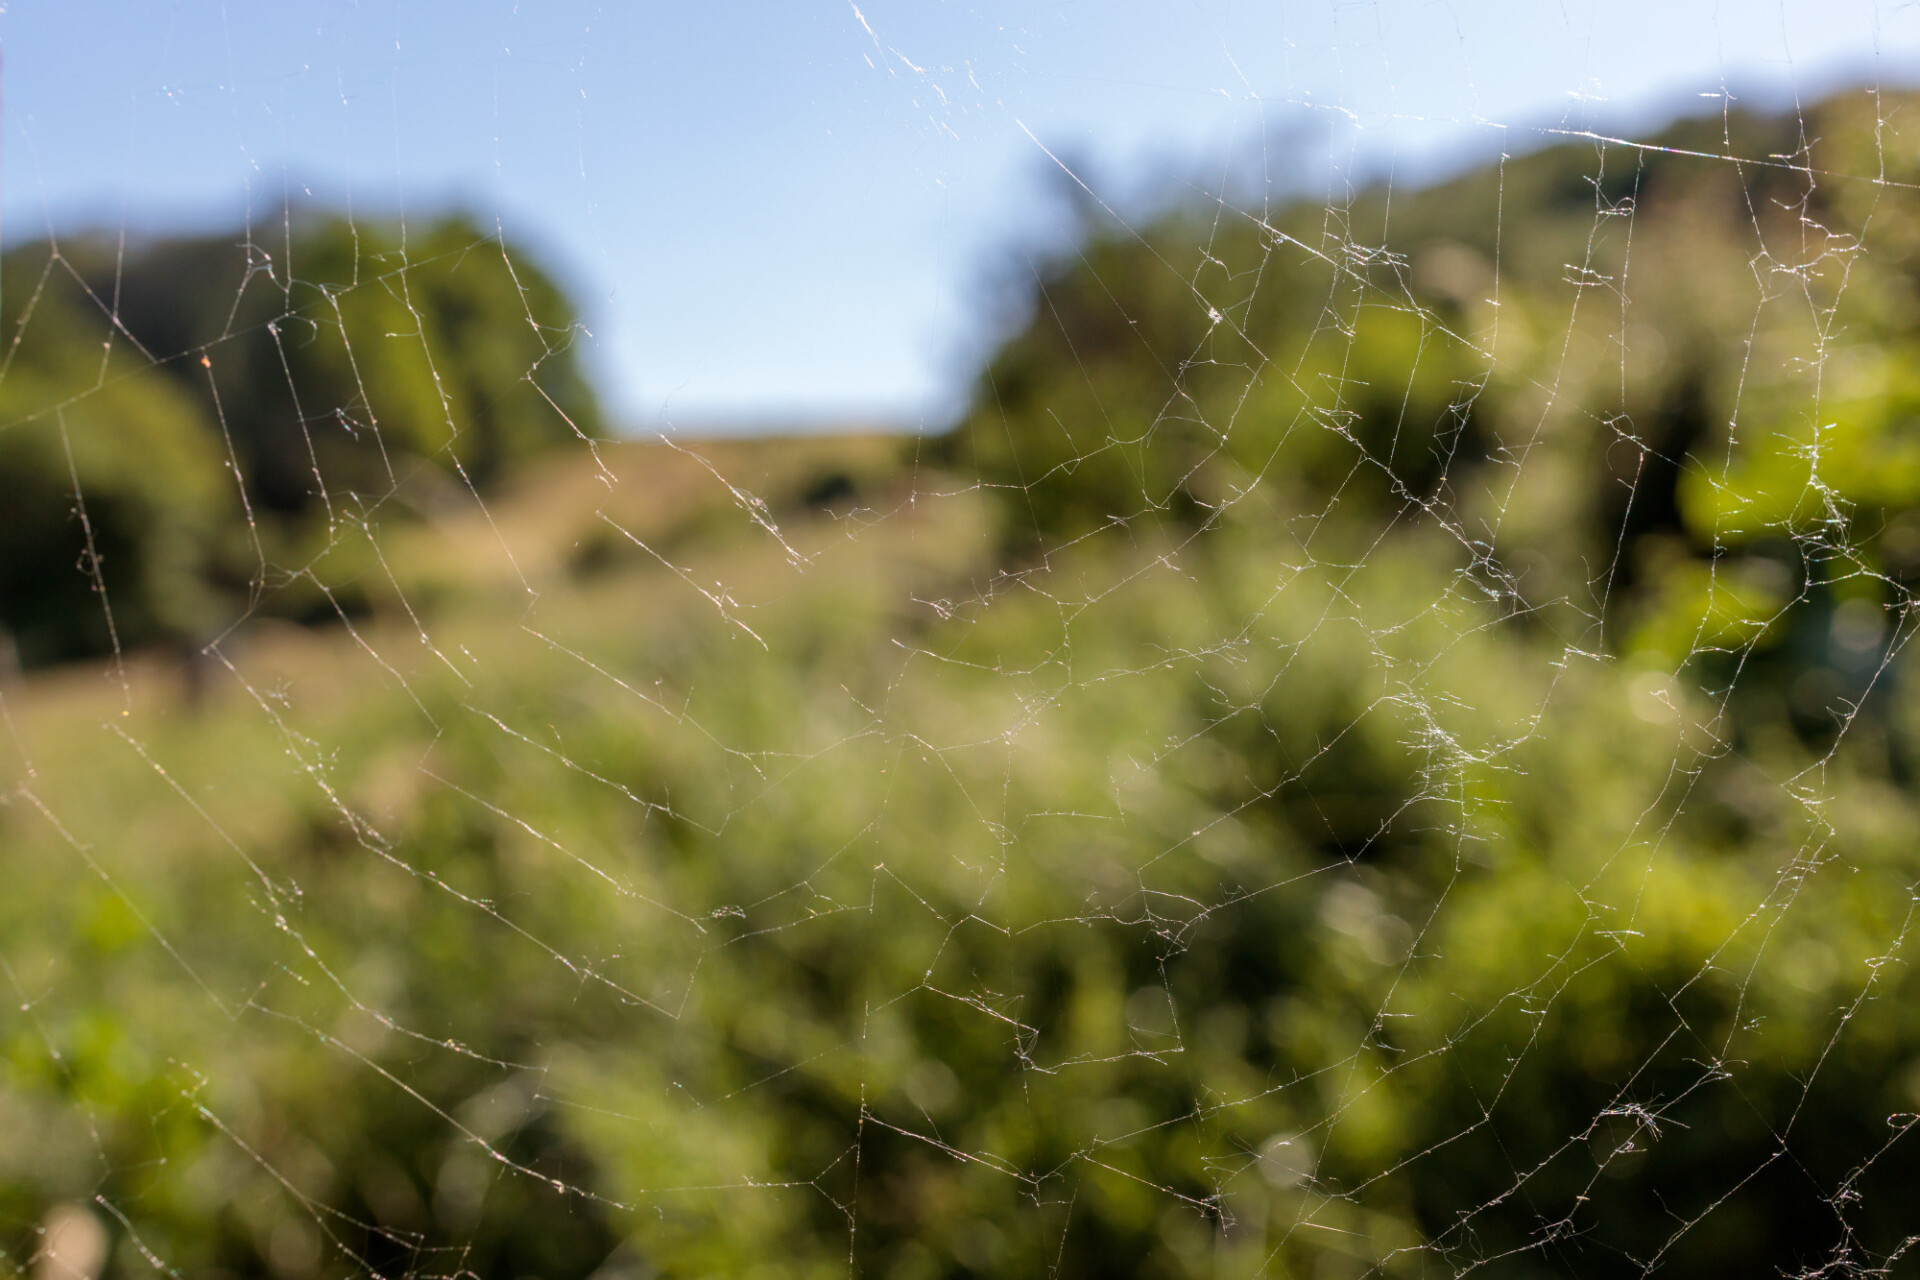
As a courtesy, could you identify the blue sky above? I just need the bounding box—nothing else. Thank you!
[5,0,1919,431]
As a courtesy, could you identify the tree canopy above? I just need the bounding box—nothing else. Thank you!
[0,212,600,666]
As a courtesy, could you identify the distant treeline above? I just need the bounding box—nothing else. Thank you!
[5,87,1918,702]
[0,214,601,666]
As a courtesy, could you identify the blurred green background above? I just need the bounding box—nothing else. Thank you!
[8,90,1920,1278]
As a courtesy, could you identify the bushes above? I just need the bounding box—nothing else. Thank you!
[0,212,600,665]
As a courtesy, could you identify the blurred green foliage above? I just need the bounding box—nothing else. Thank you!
[10,91,1920,1280]
[0,212,599,666]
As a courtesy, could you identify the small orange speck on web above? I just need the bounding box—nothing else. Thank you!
[200,355,211,368]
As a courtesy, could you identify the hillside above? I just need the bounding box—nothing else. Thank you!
[9,88,1920,1278]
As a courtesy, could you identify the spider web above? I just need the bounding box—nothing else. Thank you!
[5,6,1920,1280]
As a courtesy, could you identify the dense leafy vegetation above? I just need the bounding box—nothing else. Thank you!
[8,90,1920,1278]
[0,213,599,666]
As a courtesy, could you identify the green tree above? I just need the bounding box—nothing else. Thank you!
[0,212,603,665]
